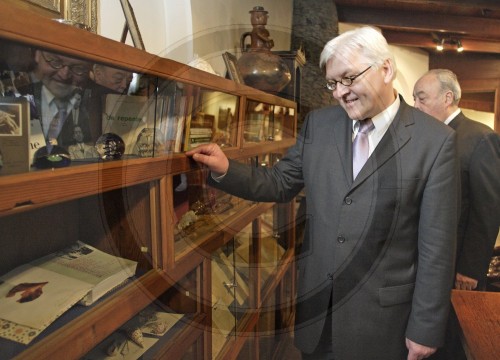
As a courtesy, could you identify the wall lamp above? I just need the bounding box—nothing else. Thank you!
[456,39,464,52]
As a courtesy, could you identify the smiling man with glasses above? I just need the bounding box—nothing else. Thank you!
[324,65,371,91]
[31,49,92,150]
[187,26,458,360]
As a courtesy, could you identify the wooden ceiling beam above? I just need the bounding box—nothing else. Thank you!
[334,0,500,10]
[337,6,500,40]
[382,30,500,54]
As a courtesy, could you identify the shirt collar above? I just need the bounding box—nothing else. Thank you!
[444,108,461,125]
[352,93,401,132]
[41,85,56,108]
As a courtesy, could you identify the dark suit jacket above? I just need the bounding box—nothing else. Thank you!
[449,112,500,289]
[210,98,459,359]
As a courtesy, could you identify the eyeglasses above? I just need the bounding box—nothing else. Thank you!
[325,66,372,91]
[40,52,88,76]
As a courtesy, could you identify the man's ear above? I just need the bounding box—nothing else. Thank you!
[444,91,454,105]
[34,50,41,64]
[382,59,395,84]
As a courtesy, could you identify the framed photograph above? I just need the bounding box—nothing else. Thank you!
[222,52,244,84]
[21,0,97,33]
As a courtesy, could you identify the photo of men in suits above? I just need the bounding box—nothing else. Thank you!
[187,26,459,360]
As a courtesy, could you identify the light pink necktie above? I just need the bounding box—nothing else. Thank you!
[352,119,374,179]
[47,102,67,145]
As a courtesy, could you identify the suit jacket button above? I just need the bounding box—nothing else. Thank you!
[327,273,334,280]
[344,197,352,205]
[337,236,346,243]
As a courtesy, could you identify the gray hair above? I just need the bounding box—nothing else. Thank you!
[319,26,397,81]
[427,69,461,105]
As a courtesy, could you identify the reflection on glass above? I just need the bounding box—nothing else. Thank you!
[95,132,125,160]
[173,167,248,259]
[212,243,237,358]
[178,88,238,151]
[92,64,133,94]
[244,100,295,145]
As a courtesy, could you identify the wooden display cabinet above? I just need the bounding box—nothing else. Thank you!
[0,2,297,359]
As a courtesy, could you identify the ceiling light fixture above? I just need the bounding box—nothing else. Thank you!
[436,38,445,51]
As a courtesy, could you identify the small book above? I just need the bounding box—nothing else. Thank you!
[0,97,30,175]
[0,241,137,344]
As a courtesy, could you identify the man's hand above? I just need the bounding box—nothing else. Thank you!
[406,338,436,360]
[186,143,229,177]
[455,273,478,290]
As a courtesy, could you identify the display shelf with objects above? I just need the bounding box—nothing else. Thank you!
[0,2,298,359]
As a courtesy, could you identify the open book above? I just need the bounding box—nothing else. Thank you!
[0,241,137,344]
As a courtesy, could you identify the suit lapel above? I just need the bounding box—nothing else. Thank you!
[332,111,355,185]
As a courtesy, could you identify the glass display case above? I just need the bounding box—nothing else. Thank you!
[0,2,297,359]
[243,100,295,145]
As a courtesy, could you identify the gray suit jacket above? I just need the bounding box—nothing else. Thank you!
[211,98,458,359]
[449,112,500,289]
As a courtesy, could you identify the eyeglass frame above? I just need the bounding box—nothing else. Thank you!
[324,66,372,91]
[40,52,89,76]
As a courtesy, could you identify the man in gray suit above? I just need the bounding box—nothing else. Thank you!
[414,69,500,359]
[188,27,459,360]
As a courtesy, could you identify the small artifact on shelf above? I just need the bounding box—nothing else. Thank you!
[487,256,500,280]
[125,327,144,348]
[177,210,198,230]
[106,340,120,357]
[134,127,166,157]
[95,132,125,160]
[33,145,71,169]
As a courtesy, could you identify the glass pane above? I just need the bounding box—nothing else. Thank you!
[258,292,277,358]
[244,100,272,143]
[81,266,200,359]
[180,335,204,360]
[185,88,239,151]
[243,100,295,145]
[0,39,167,174]
[273,104,295,141]
[236,331,257,360]
[233,224,253,317]
[100,74,160,158]
[211,242,237,359]
[0,182,156,357]
[173,167,252,260]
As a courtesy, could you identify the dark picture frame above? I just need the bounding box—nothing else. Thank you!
[222,52,244,84]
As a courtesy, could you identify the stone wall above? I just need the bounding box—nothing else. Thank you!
[291,0,339,126]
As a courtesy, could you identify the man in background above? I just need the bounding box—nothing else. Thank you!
[413,68,500,359]
[32,49,91,149]
[92,64,132,94]
[414,69,500,291]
